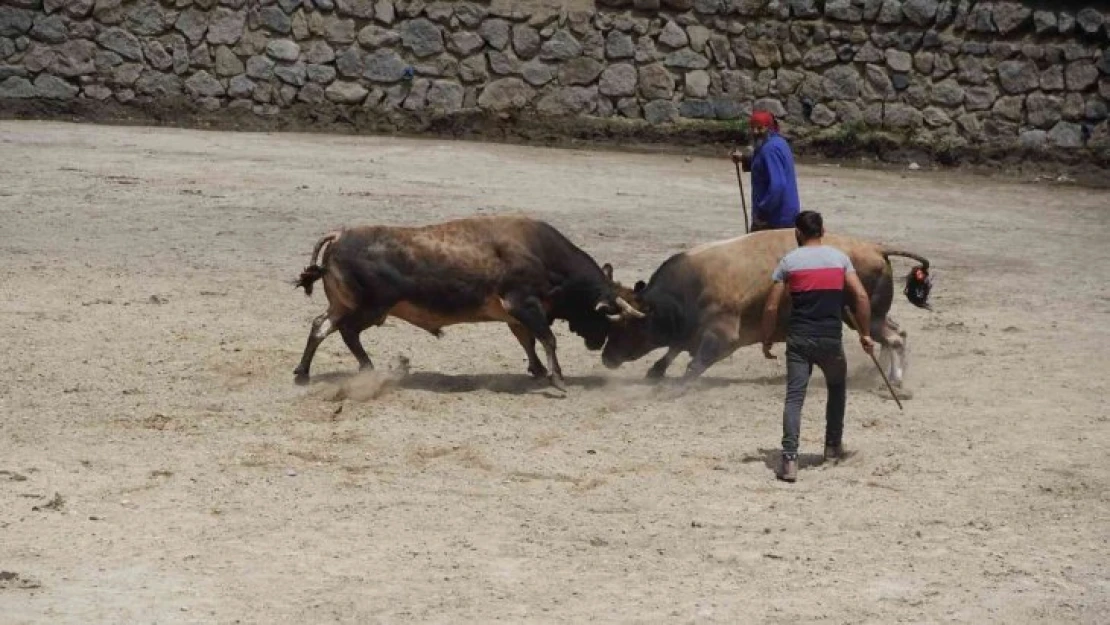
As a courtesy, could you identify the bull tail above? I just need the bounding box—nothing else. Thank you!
[294,230,342,296]
[882,249,930,271]
[882,248,933,310]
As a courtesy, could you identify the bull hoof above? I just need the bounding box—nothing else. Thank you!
[528,363,549,379]
[294,373,310,386]
[548,374,567,393]
[891,387,913,400]
[645,364,667,380]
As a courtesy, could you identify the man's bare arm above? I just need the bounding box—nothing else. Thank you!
[844,272,876,354]
[761,282,787,358]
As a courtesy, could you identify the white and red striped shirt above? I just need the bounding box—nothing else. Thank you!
[772,245,856,339]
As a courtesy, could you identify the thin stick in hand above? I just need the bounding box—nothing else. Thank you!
[868,350,904,410]
[844,306,903,411]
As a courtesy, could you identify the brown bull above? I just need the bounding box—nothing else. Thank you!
[292,215,635,390]
[601,229,931,387]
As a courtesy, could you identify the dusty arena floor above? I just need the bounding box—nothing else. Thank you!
[1,121,1107,624]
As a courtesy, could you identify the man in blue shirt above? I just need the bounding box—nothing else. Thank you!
[731,111,801,231]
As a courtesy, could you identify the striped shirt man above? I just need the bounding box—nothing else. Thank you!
[771,245,856,340]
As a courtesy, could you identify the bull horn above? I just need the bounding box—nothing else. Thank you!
[597,302,624,321]
[616,297,646,319]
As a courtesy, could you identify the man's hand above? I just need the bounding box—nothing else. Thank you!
[859,335,876,356]
[730,149,752,171]
[762,341,777,359]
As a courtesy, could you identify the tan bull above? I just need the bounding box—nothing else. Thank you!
[600,229,931,388]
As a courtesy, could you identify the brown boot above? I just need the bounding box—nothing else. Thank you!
[824,445,843,462]
[778,457,797,483]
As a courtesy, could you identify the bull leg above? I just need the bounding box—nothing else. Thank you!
[682,320,741,383]
[897,325,910,385]
[536,332,565,392]
[685,332,725,380]
[654,333,730,398]
[862,264,906,386]
[294,313,338,385]
[873,316,907,387]
[503,294,565,391]
[871,317,894,382]
[509,323,547,379]
[339,322,373,371]
[646,347,682,380]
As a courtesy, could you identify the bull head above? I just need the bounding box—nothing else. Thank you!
[548,265,641,351]
[600,279,677,369]
[595,264,647,322]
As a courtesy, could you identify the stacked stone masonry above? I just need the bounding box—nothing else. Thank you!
[1,0,1108,151]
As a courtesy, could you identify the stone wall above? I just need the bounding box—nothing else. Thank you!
[1,0,1108,161]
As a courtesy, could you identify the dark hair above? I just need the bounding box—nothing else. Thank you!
[795,210,824,240]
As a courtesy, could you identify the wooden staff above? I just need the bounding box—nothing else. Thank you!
[733,160,750,234]
[844,307,903,410]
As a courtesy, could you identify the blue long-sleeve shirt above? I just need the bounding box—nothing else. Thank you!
[750,133,801,228]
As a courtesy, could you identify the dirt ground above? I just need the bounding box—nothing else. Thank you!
[0,121,1107,624]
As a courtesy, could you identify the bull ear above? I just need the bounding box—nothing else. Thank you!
[634,280,646,293]
[601,263,613,281]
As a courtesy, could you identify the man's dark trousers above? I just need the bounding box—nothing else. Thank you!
[781,336,847,459]
[750,222,792,232]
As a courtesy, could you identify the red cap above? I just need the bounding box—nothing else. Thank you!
[750,110,777,131]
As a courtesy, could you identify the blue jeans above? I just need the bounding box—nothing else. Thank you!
[781,336,847,459]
